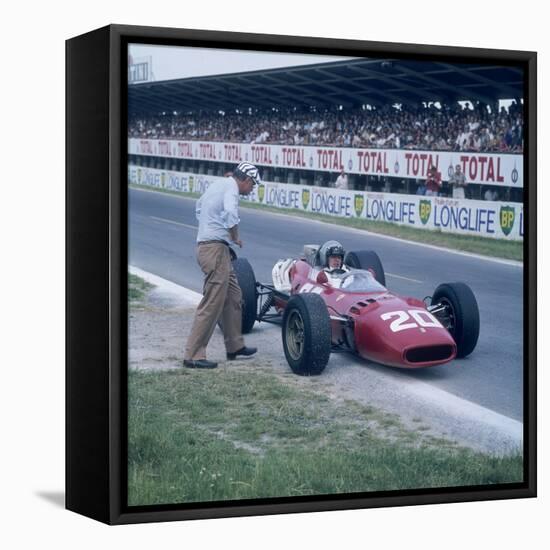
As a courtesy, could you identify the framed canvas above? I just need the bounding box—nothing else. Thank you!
[66,24,536,525]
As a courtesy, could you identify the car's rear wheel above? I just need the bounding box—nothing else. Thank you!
[232,257,257,334]
[431,282,480,358]
[282,294,331,375]
[344,250,386,286]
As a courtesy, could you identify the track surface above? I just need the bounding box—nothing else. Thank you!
[129,187,524,421]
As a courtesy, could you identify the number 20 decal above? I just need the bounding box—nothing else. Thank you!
[380,310,442,332]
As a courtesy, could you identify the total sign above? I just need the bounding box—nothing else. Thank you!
[129,139,523,188]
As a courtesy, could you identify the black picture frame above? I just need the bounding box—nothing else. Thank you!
[66,24,537,525]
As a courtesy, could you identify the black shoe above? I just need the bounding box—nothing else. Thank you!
[226,346,257,360]
[183,359,218,369]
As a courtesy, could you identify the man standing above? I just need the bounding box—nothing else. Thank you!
[183,162,260,369]
[449,164,468,199]
[334,169,348,190]
[484,186,499,201]
[425,166,442,197]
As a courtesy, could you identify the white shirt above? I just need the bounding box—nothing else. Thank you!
[335,174,348,190]
[195,178,240,243]
[484,189,498,201]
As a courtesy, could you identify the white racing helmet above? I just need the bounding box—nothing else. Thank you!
[318,240,345,268]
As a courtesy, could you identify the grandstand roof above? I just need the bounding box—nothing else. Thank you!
[128,58,523,116]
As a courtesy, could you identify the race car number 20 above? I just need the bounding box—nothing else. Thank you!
[381,309,442,332]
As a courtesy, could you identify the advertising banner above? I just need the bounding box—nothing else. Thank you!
[128,165,523,241]
[129,138,523,188]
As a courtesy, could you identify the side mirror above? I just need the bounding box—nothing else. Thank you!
[316,271,329,285]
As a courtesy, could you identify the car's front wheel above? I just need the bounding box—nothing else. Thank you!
[282,294,331,375]
[431,282,480,358]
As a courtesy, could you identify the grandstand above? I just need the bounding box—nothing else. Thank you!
[128,58,524,202]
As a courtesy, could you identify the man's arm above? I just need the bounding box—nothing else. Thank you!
[195,196,202,221]
[228,225,241,248]
[223,185,241,245]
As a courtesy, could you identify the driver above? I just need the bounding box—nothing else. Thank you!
[318,240,348,273]
[327,253,344,271]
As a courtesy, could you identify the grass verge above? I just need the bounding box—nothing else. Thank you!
[128,273,154,303]
[129,184,522,262]
[128,368,523,506]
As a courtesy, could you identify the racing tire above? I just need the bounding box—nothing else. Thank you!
[431,282,480,358]
[344,250,386,286]
[232,257,257,334]
[282,293,331,376]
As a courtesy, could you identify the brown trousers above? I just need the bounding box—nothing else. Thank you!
[184,243,244,360]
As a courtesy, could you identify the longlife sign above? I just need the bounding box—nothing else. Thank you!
[128,166,523,241]
[128,138,523,188]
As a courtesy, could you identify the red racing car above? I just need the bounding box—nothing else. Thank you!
[231,243,480,376]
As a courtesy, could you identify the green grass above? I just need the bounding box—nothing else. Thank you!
[128,273,154,302]
[128,368,523,506]
[129,184,522,262]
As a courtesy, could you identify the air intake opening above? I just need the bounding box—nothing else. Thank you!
[405,345,454,363]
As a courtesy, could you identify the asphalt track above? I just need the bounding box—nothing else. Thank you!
[128,187,524,422]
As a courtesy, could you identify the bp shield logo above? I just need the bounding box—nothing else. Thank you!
[189,176,194,193]
[500,206,515,236]
[354,194,364,217]
[419,199,432,225]
[257,184,265,203]
[302,188,311,210]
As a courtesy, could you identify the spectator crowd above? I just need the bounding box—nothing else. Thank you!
[129,100,523,153]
